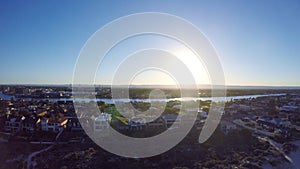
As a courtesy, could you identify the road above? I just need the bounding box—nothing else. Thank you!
[258,137,292,162]
[233,119,298,168]
[26,145,54,169]
[26,129,63,169]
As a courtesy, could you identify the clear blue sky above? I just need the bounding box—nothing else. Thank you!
[1,0,300,86]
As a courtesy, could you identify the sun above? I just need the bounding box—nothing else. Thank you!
[172,46,210,85]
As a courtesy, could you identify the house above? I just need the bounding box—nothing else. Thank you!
[41,118,68,132]
[146,116,166,129]
[67,118,83,131]
[22,116,40,133]
[274,128,290,138]
[256,116,284,131]
[226,104,251,115]
[162,114,181,129]
[278,111,288,119]
[172,104,182,109]
[241,117,251,123]
[4,115,40,133]
[280,105,298,112]
[194,117,205,129]
[4,116,22,133]
[220,120,237,134]
[199,110,208,119]
[185,108,207,119]
[27,105,37,112]
[94,113,112,132]
[128,116,146,130]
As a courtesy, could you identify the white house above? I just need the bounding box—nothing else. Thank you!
[94,113,112,132]
[162,114,181,129]
[4,117,22,133]
[41,118,68,132]
[128,117,146,130]
[145,116,166,129]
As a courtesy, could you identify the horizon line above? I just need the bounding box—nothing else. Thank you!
[1,83,300,88]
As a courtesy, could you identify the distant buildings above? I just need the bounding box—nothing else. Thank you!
[1,85,299,149]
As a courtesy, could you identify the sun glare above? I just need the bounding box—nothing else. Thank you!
[172,46,210,85]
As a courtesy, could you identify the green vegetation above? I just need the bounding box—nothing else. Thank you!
[104,106,121,119]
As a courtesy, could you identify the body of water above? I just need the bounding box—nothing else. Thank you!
[0,92,285,104]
